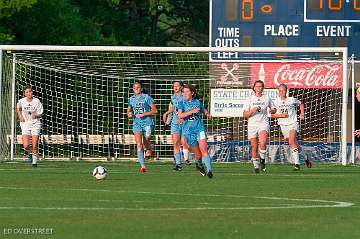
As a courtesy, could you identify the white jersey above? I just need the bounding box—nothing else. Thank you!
[244,94,274,126]
[274,97,301,126]
[17,97,43,124]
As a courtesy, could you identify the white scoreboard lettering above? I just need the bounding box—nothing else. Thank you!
[264,25,300,36]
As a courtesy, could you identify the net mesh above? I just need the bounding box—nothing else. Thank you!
[0,49,346,163]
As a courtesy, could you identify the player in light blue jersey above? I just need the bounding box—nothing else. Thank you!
[162,81,190,171]
[127,82,158,173]
[178,84,213,178]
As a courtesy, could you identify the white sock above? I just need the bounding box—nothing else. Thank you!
[32,154,38,165]
[259,149,266,160]
[291,148,300,165]
[252,158,260,169]
[183,148,190,161]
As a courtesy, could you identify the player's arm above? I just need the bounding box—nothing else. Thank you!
[16,105,25,122]
[178,108,200,119]
[31,101,43,119]
[163,103,174,123]
[243,107,259,119]
[203,108,212,119]
[299,103,305,120]
[127,106,133,118]
[268,98,277,114]
[140,104,158,117]
[270,112,288,118]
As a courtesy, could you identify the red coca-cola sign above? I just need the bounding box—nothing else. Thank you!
[250,62,343,89]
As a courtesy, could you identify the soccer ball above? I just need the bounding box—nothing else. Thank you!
[92,166,108,180]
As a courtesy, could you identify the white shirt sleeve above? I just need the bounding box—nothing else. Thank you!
[269,97,275,109]
[36,100,44,115]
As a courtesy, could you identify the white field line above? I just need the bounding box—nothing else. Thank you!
[0,186,354,210]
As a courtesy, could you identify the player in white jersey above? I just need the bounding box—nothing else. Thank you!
[271,84,312,170]
[16,86,43,167]
[243,80,276,173]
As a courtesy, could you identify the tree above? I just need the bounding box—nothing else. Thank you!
[0,0,37,43]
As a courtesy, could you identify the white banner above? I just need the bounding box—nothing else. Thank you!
[210,89,279,117]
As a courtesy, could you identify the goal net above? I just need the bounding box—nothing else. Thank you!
[0,46,349,164]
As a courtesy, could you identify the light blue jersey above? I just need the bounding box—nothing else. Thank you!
[178,99,206,147]
[170,93,184,134]
[128,93,155,135]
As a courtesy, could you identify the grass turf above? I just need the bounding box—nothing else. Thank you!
[0,160,359,239]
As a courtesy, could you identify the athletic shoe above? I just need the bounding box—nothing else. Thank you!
[254,168,260,174]
[185,159,192,166]
[173,164,182,171]
[207,171,213,179]
[260,159,266,172]
[32,164,37,168]
[139,167,147,173]
[196,164,206,176]
[293,164,300,171]
[305,159,312,168]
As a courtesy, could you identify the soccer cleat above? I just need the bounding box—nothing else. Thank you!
[254,168,260,174]
[32,164,37,168]
[293,164,300,171]
[185,159,192,166]
[260,159,266,172]
[196,164,206,177]
[173,164,182,171]
[305,159,312,168]
[139,167,147,173]
[207,171,213,179]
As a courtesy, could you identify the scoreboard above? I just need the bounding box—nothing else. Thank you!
[210,0,360,61]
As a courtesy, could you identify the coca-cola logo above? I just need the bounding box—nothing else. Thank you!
[251,63,343,89]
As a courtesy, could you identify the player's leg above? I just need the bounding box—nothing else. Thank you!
[22,134,31,162]
[134,131,146,172]
[181,137,191,165]
[31,135,39,167]
[30,123,41,167]
[288,129,301,170]
[198,136,213,178]
[258,130,268,172]
[185,134,206,176]
[249,126,260,173]
[250,137,260,173]
[172,133,182,170]
[143,125,153,158]
[20,122,33,163]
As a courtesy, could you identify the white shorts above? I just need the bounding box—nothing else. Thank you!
[20,122,41,136]
[248,124,269,140]
[279,123,299,139]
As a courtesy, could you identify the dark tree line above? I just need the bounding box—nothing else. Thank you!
[0,0,209,46]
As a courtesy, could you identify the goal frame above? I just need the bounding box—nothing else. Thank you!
[0,45,349,165]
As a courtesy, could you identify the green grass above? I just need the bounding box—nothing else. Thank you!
[0,160,359,239]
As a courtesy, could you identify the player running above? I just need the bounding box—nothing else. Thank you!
[271,84,312,170]
[178,84,213,178]
[162,81,190,171]
[16,86,43,167]
[243,80,276,173]
[127,82,158,173]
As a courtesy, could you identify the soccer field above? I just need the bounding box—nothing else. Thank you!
[0,161,359,239]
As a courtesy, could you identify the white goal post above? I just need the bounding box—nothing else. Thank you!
[0,45,350,165]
